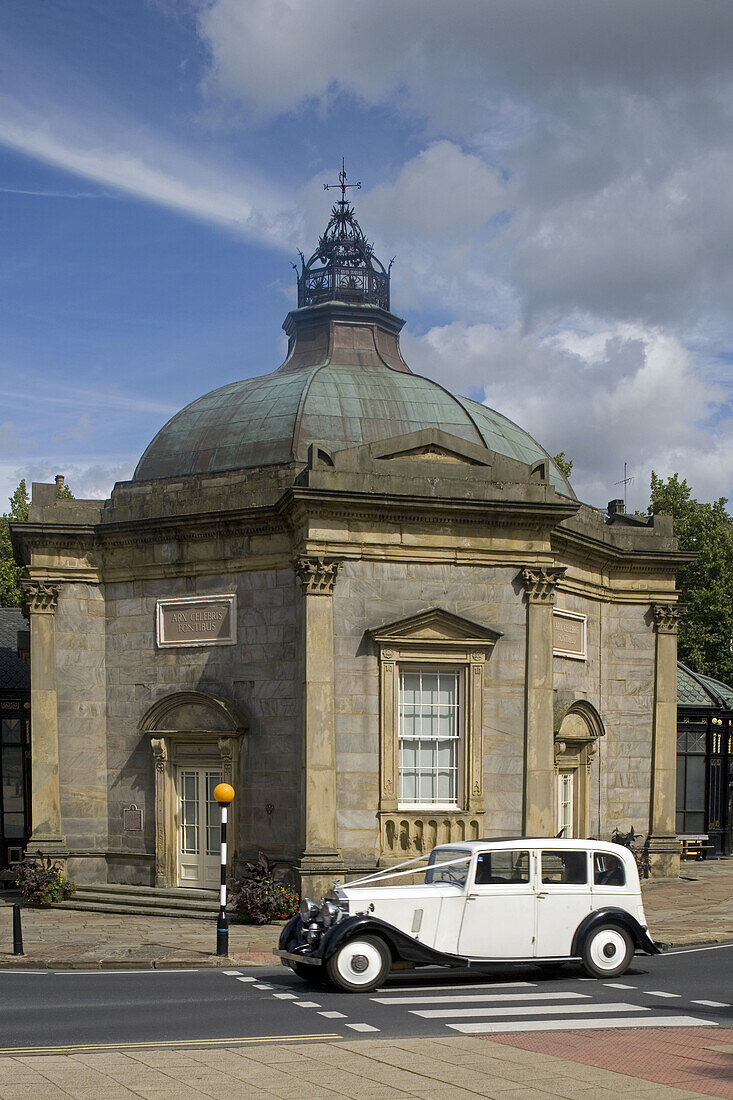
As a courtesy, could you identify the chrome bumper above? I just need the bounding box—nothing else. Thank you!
[273,948,323,966]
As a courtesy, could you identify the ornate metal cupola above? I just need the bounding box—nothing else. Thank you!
[297,159,391,311]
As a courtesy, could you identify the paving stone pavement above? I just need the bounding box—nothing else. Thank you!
[0,859,731,969]
[0,1035,725,1100]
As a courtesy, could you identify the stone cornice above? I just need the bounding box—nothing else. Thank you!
[552,525,693,573]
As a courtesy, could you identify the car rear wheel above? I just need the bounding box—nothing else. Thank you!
[326,935,391,992]
[582,924,634,978]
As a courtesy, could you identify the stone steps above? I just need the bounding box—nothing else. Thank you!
[58,883,220,920]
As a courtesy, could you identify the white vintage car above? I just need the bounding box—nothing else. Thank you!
[275,838,661,992]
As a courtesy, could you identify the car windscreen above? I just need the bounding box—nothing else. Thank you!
[425,849,471,887]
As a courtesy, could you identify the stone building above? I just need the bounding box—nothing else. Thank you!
[12,182,688,897]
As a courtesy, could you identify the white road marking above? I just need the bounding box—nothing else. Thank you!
[272,992,298,999]
[52,969,200,975]
[448,1015,718,1034]
[668,943,733,955]
[691,999,730,1008]
[412,1001,648,1019]
[646,990,680,998]
[346,1023,380,1033]
[222,970,242,976]
[604,982,635,989]
[294,1001,321,1008]
[372,992,588,1005]
[319,1011,348,1019]
[253,983,273,990]
[383,981,535,994]
[235,976,257,983]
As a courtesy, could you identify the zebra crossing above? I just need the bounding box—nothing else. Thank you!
[369,979,721,1034]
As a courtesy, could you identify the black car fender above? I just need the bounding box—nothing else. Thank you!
[571,907,661,958]
[318,915,467,969]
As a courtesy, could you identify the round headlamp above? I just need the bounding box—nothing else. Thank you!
[320,899,341,928]
[300,898,320,922]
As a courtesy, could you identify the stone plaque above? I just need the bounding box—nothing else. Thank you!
[553,610,586,660]
[156,594,236,648]
[123,804,143,832]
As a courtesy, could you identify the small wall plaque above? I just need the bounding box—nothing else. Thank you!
[156,594,237,648]
[123,805,143,832]
[553,609,587,660]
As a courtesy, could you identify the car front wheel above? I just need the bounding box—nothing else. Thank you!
[582,924,634,978]
[326,935,391,992]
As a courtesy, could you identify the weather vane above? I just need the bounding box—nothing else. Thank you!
[324,157,361,205]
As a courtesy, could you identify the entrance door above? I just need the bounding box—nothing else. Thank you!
[177,767,222,888]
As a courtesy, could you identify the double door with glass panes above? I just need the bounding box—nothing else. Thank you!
[177,767,222,888]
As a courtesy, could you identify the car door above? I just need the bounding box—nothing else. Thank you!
[535,848,593,957]
[457,848,535,959]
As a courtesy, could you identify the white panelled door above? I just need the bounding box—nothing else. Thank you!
[177,767,222,888]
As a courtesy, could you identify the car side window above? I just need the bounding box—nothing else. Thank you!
[593,852,626,887]
[541,850,588,885]
[474,850,530,885]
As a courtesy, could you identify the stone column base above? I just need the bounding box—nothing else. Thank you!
[296,852,346,901]
[646,834,681,878]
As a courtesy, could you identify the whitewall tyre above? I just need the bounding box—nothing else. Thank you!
[582,924,634,978]
[326,936,391,992]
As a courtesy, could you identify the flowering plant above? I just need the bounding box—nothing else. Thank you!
[14,856,76,906]
[229,853,299,925]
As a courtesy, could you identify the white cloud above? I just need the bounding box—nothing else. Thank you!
[52,414,95,445]
[405,319,731,512]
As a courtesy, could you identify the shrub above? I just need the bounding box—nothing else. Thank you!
[229,853,299,925]
[14,857,76,906]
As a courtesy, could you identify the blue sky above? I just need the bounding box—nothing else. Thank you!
[1,0,732,513]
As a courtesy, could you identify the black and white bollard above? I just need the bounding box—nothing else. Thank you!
[12,903,23,956]
[213,783,235,957]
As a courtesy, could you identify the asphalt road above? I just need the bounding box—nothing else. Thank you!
[0,943,731,1056]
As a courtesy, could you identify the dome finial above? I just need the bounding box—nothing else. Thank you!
[297,160,390,311]
[323,156,361,207]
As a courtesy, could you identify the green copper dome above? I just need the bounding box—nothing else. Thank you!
[134,301,573,495]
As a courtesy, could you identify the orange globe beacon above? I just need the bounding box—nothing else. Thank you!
[213,783,235,804]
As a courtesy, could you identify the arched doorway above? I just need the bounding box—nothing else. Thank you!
[139,692,246,888]
[553,698,605,839]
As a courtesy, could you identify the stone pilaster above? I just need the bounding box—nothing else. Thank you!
[294,557,344,898]
[648,603,683,877]
[21,580,66,857]
[518,566,566,837]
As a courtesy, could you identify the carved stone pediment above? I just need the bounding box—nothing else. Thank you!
[370,429,494,468]
[369,607,502,649]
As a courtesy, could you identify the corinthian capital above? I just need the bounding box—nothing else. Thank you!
[651,602,684,634]
[21,579,63,614]
[518,566,566,604]
[295,556,341,595]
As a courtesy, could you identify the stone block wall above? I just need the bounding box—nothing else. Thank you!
[102,566,300,883]
[332,561,528,862]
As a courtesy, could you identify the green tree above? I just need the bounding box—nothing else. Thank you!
[553,451,573,479]
[0,479,30,607]
[649,471,733,683]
